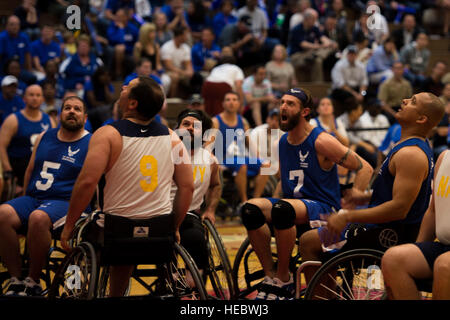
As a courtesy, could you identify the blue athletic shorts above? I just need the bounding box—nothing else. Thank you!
[223,156,263,177]
[415,241,450,269]
[6,196,69,226]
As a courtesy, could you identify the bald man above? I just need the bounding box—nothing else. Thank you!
[299,92,446,285]
[0,85,55,192]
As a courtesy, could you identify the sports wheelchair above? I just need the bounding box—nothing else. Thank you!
[233,221,421,300]
[48,212,212,300]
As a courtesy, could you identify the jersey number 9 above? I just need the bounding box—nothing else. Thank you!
[139,155,158,192]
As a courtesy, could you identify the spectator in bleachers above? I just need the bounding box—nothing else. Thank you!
[202,52,245,116]
[133,23,163,74]
[123,57,163,86]
[186,0,211,42]
[243,65,277,127]
[440,82,450,106]
[366,36,399,84]
[324,0,348,31]
[84,66,115,110]
[211,0,237,40]
[160,26,194,98]
[237,0,280,65]
[106,8,139,80]
[350,30,372,68]
[160,0,189,31]
[431,83,450,160]
[59,34,104,92]
[331,45,368,108]
[392,14,423,52]
[60,30,77,58]
[153,11,174,47]
[3,59,27,97]
[14,0,40,41]
[400,32,430,88]
[0,15,34,84]
[337,97,378,169]
[288,0,312,30]
[40,80,61,124]
[187,93,205,111]
[420,61,448,97]
[38,59,65,99]
[104,0,135,21]
[352,11,377,49]
[362,98,390,151]
[265,44,297,98]
[365,1,390,45]
[378,61,413,124]
[191,27,221,76]
[30,24,61,77]
[322,11,348,52]
[288,8,335,82]
[0,76,25,126]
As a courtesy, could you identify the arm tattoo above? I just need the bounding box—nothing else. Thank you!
[355,156,363,172]
[337,148,351,165]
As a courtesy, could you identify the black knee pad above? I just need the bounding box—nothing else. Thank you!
[241,203,266,231]
[271,200,296,230]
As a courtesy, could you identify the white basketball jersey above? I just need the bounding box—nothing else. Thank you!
[101,120,174,219]
[170,147,216,212]
[435,151,450,245]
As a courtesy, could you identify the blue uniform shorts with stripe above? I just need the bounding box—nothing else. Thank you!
[415,241,450,270]
[6,196,69,227]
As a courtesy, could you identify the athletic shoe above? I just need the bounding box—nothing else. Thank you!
[4,277,26,296]
[254,276,274,300]
[266,275,295,300]
[23,277,43,297]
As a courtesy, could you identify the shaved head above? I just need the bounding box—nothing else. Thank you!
[417,92,445,129]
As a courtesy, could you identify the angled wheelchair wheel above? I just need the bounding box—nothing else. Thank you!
[304,249,386,300]
[48,242,98,300]
[160,242,208,300]
[96,266,131,298]
[203,219,235,300]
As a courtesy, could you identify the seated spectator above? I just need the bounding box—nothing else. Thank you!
[324,0,348,31]
[366,36,399,85]
[219,15,262,69]
[392,14,423,52]
[364,1,390,45]
[337,97,378,169]
[432,85,450,160]
[153,11,174,47]
[0,76,25,125]
[362,98,390,152]
[3,59,28,97]
[59,34,104,92]
[160,26,195,98]
[187,93,205,111]
[265,44,297,98]
[400,32,430,88]
[379,122,402,156]
[0,15,34,84]
[160,0,189,31]
[40,80,62,125]
[38,59,64,99]
[352,11,377,49]
[30,24,61,78]
[84,67,115,111]
[322,11,348,52]
[288,8,335,82]
[351,30,372,68]
[202,52,245,116]
[211,0,237,39]
[191,27,221,76]
[378,61,413,124]
[331,45,368,112]
[14,0,40,41]
[289,0,312,30]
[106,8,139,80]
[236,0,280,64]
[186,0,211,42]
[104,0,135,21]
[243,65,277,127]
[420,61,448,97]
[123,57,163,86]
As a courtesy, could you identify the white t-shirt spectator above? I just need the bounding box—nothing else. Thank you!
[160,39,191,69]
[243,76,272,99]
[206,63,245,91]
[237,6,268,38]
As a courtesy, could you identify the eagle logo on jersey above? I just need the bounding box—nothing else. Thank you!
[299,151,309,168]
[68,146,80,157]
[41,123,49,131]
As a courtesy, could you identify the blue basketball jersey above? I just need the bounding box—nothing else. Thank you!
[26,128,92,201]
[279,127,341,209]
[369,138,434,226]
[8,111,52,159]
[214,114,246,161]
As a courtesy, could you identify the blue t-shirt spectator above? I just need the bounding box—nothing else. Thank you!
[366,45,396,75]
[212,11,237,39]
[0,30,31,72]
[83,79,115,110]
[191,41,221,72]
[59,53,103,90]
[288,23,322,55]
[0,94,25,125]
[105,0,135,14]
[106,21,139,54]
[30,38,61,67]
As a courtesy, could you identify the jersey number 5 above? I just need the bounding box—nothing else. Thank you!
[36,161,61,191]
[139,155,158,192]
